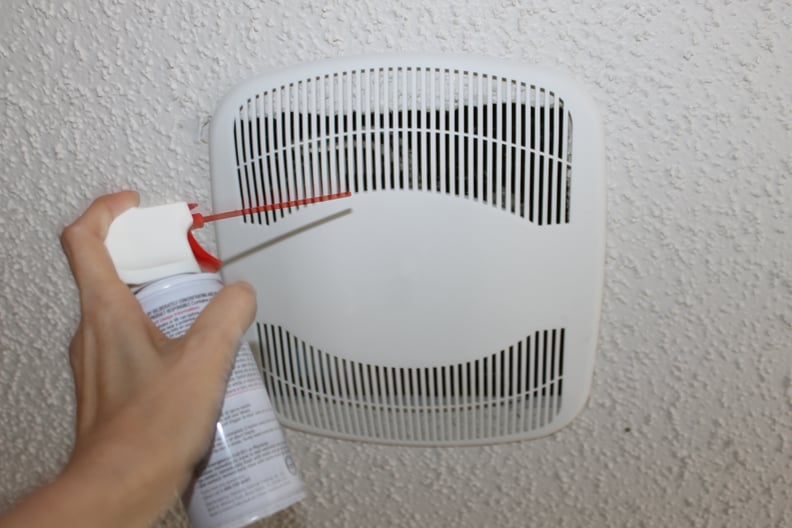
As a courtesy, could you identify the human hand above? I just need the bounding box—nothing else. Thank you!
[0,191,256,528]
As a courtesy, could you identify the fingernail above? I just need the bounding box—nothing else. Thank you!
[233,281,255,294]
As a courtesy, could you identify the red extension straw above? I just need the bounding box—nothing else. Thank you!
[186,191,352,272]
[190,191,352,229]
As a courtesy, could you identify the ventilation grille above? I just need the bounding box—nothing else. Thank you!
[255,324,565,445]
[233,67,573,226]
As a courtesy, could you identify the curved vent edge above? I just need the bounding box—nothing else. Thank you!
[232,67,573,227]
[255,323,566,445]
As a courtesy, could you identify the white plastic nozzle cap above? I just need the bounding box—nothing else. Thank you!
[105,202,201,285]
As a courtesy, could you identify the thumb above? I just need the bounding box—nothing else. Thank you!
[181,281,257,380]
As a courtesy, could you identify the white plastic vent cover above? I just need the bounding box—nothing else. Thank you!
[210,55,604,446]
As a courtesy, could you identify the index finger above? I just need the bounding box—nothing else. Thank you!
[61,191,140,298]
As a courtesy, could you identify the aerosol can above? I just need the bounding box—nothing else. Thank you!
[105,202,305,528]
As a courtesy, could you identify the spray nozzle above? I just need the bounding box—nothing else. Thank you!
[104,192,351,285]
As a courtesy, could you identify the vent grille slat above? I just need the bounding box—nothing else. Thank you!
[250,96,264,224]
[233,68,573,226]
[284,87,298,206]
[255,324,566,445]
[372,69,382,191]
[532,88,540,224]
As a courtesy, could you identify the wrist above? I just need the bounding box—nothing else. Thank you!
[55,434,184,527]
[0,449,179,528]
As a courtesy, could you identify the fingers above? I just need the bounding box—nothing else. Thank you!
[61,191,140,299]
[181,282,257,377]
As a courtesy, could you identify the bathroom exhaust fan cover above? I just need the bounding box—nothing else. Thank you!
[210,55,604,446]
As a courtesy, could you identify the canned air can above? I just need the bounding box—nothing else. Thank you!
[135,272,305,528]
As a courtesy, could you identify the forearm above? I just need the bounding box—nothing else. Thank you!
[0,445,181,528]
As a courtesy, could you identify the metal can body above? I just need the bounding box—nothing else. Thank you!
[135,273,305,528]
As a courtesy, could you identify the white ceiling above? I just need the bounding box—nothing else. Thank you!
[1,0,790,526]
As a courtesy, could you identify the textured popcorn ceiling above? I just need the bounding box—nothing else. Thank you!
[1,0,791,526]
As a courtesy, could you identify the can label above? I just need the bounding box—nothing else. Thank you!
[136,273,305,528]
